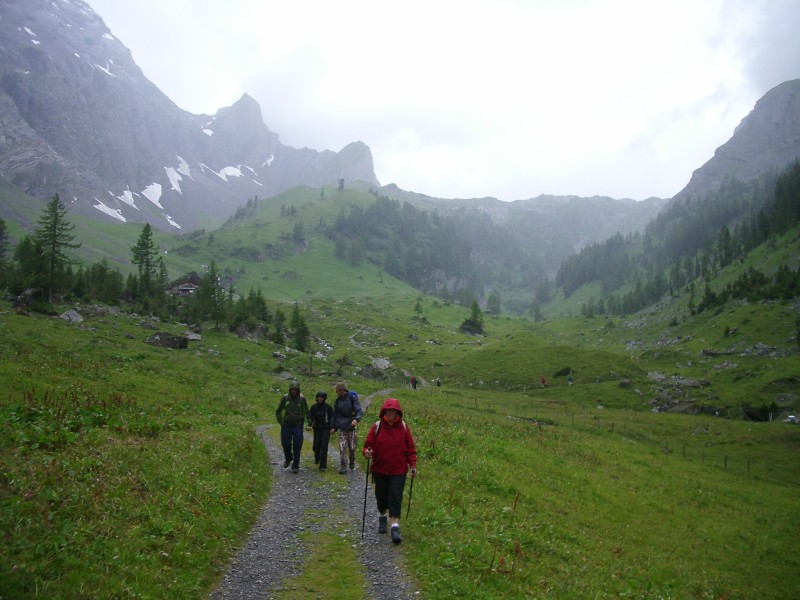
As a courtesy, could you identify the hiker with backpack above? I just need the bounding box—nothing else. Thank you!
[362,398,417,544]
[275,381,310,473]
[309,391,333,471]
[331,381,363,474]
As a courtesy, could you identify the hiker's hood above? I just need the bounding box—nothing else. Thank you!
[379,398,403,421]
[289,381,300,392]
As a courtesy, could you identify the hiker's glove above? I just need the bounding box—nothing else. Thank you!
[410,468,417,478]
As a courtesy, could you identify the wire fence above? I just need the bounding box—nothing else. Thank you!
[423,388,800,488]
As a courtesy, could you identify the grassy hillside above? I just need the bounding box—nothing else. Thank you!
[1,273,798,597]
[2,179,799,597]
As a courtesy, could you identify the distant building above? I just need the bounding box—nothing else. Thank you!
[169,282,198,296]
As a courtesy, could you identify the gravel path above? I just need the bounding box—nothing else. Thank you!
[210,392,420,599]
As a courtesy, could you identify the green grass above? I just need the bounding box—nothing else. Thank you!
[400,390,799,599]
[0,308,274,598]
[1,288,798,598]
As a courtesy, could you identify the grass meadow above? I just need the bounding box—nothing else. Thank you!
[1,288,798,598]
[400,388,799,599]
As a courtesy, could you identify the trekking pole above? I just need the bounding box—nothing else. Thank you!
[406,472,415,519]
[361,458,371,539]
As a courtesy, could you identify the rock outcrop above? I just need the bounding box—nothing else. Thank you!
[0,0,379,232]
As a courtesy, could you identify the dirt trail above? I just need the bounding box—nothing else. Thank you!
[210,391,420,599]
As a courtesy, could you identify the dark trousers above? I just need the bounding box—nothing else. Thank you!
[372,473,407,519]
[312,428,331,468]
[280,423,304,469]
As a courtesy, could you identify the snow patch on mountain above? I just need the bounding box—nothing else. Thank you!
[176,156,192,178]
[113,189,139,209]
[93,63,116,77]
[142,183,163,208]
[201,164,244,182]
[93,200,126,222]
[165,166,183,194]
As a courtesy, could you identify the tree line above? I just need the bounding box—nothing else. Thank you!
[0,195,311,351]
[552,162,800,316]
[325,195,538,313]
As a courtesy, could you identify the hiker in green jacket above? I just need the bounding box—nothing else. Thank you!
[276,381,310,473]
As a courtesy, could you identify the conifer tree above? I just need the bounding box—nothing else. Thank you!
[486,291,501,316]
[290,302,310,351]
[33,194,81,303]
[200,261,226,329]
[0,218,7,285]
[459,299,485,334]
[0,217,7,264]
[131,223,163,304]
[272,309,286,344]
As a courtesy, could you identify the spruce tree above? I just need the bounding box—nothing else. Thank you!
[33,194,81,303]
[0,218,8,286]
[131,223,162,304]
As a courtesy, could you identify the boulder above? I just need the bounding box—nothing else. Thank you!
[144,332,189,349]
[60,309,83,322]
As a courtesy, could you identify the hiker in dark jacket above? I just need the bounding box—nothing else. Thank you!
[331,381,363,474]
[275,381,309,473]
[309,391,333,471]
[363,397,417,544]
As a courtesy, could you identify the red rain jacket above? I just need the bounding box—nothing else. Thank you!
[363,398,417,476]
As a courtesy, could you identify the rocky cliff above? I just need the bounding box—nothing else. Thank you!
[673,79,800,202]
[0,0,379,231]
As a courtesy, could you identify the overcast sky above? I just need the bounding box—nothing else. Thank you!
[87,0,800,201]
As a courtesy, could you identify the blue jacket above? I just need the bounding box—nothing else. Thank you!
[331,391,363,431]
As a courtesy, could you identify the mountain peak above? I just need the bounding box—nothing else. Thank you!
[673,78,800,202]
[221,93,263,120]
[0,1,379,231]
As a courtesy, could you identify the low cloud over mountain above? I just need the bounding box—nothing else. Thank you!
[0,0,378,231]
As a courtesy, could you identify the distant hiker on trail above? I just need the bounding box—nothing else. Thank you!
[363,398,417,544]
[540,375,547,388]
[436,378,441,389]
[410,375,417,390]
[331,381,363,475]
[568,371,573,386]
[309,391,333,471]
[275,381,310,473]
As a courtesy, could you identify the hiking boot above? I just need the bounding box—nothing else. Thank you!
[378,516,388,534]
[314,455,320,465]
[291,467,299,474]
[349,460,356,470]
[339,468,347,475]
[283,459,291,469]
[391,526,402,544]
[319,466,327,472]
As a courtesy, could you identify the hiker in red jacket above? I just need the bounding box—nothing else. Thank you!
[363,398,417,544]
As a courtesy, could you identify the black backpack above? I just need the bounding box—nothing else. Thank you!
[338,390,358,416]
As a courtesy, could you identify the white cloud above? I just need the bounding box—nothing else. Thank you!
[88,0,800,200]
